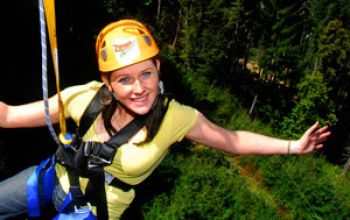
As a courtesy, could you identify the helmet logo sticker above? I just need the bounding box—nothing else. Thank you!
[112,37,140,65]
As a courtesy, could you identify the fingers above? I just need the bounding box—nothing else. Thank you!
[305,121,320,137]
[297,122,331,154]
[319,130,331,140]
[311,125,331,143]
[316,125,329,135]
[300,122,331,154]
[315,144,324,149]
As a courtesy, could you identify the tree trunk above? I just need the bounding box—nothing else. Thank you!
[249,94,258,115]
[157,0,162,20]
[172,7,182,48]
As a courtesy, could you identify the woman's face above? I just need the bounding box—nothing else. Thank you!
[103,59,160,116]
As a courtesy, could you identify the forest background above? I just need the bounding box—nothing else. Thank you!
[1,0,350,219]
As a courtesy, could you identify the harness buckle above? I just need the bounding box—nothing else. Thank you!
[84,142,114,166]
[83,142,93,156]
[74,202,92,214]
[87,156,112,169]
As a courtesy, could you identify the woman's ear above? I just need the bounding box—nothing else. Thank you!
[101,73,112,91]
[155,59,161,72]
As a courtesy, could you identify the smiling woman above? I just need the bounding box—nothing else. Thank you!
[0,18,331,220]
[104,60,160,117]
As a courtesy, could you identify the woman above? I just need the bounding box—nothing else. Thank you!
[0,19,330,219]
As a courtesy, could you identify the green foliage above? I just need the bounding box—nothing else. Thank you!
[176,0,243,84]
[162,46,270,134]
[149,3,350,218]
[139,147,350,219]
[319,19,350,113]
[280,18,350,138]
[280,70,337,138]
[240,155,350,219]
[141,148,284,220]
[101,0,158,22]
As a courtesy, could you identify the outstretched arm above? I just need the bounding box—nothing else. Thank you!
[186,112,331,155]
[0,94,60,128]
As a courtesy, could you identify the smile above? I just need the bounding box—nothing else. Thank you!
[131,94,148,103]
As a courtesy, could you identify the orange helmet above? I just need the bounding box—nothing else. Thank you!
[96,19,160,72]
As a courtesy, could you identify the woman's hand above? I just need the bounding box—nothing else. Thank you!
[291,121,331,154]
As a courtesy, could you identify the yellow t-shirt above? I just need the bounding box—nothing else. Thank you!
[55,81,198,219]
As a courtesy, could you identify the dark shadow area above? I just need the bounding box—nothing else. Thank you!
[0,0,110,176]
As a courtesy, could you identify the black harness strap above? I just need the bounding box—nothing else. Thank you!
[77,85,107,137]
[84,168,108,220]
[63,167,91,214]
[106,116,147,147]
[86,116,147,167]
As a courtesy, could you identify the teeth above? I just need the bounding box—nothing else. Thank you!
[133,96,147,102]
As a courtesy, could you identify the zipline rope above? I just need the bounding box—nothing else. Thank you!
[39,0,59,145]
[39,0,71,145]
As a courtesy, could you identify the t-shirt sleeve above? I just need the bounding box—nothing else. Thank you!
[155,99,198,145]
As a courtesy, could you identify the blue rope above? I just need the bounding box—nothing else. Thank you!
[39,0,60,145]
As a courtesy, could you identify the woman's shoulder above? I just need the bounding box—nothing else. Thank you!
[61,81,103,101]
[167,98,197,113]
[164,98,198,124]
[62,80,103,94]
[61,81,104,121]
[156,98,198,142]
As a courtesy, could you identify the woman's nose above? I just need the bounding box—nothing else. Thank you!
[133,80,145,94]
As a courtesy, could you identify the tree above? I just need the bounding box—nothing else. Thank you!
[318,19,350,164]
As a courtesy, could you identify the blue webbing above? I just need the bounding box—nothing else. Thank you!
[26,165,41,217]
[26,156,55,217]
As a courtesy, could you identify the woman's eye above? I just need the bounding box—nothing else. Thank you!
[141,71,152,79]
[119,77,131,84]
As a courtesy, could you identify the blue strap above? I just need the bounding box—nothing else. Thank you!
[59,190,75,213]
[42,156,56,203]
[26,164,41,217]
[26,155,56,217]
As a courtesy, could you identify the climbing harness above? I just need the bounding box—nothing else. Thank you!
[27,85,148,219]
